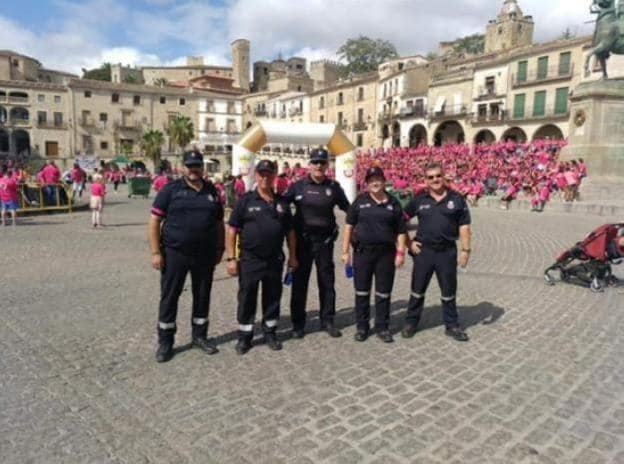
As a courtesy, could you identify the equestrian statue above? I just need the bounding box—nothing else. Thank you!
[585,0,624,78]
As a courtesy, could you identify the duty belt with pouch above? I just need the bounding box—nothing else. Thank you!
[301,226,339,245]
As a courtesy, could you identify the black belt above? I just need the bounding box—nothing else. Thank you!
[355,243,396,253]
[422,242,456,252]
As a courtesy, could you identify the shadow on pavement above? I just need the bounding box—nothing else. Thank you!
[205,299,505,348]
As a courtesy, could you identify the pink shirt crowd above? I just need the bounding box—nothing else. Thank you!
[356,140,586,207]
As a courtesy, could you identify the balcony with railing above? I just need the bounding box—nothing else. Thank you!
[471,110,507,125]
[507,105,569,122]
[353,121,368,131]
[512,64,574,88]
[80,116,96,127]
[398,106,427,119]
[114,119,142,131]
[8,94,29,104]
[288,107,302,117]
[254,108,267,117]
[10,117,30,126]
[429,104,469,121]
[474,87,505,101]
[37,120,67,130]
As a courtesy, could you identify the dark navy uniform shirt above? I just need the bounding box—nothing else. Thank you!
[228,190,293,259]
[404,190,471,249]
[151,178,224,257]
[282,176,350,237]
[346,193,407,246]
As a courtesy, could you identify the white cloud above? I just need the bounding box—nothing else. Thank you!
[0,0,597,77]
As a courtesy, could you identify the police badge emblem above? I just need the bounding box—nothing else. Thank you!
[276,203,284,213]
[325,188,332,197]
[447,201,455,210]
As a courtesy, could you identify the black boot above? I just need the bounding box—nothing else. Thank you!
[156,330,175,363]
[445,326,469,342]
[156,340,174,363]
[192,324,218,355]
[376,329,394,343]
[322,321,342,338]
[264,331,283,351]
[235,332,253,355]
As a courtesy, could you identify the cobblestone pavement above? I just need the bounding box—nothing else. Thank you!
[2,187,624,464]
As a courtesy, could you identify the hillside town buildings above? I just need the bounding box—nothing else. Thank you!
[0,0,620,171]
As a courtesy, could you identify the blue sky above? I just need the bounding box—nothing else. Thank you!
[0,0,592,75]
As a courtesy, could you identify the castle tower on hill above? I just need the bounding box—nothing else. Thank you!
[231,39,250,91]
[485,0,534,54]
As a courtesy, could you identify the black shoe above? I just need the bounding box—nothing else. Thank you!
[192,337,219,355]
[323,324,342,338]
[264,332,283,351]
[401,324,418,339]
[156,341,174,363]
[376,330,394,343]
[292,328,305,339]
[354,330,368,342]
[235,336,253,355]
[445,326,469,342]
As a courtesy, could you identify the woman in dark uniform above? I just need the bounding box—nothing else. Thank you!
[341,167,408,343]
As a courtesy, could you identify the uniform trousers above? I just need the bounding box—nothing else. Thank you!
[290,237,336,329]
[353,245,396,331]
[237,254,284,335]
[406,246,459,328]
[158,247,215,343]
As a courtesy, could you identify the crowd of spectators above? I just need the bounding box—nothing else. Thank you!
[355,140,586,211]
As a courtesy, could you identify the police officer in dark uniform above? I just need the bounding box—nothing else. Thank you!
[282,148,350,338]
[226,160,298,355]
[149,150,225,363]
[341,167,407,342]
[402,162,472,342]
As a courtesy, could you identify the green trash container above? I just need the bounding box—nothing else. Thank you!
[128,177,152,198]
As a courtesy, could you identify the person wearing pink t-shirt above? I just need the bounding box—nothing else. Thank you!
[0,168,19,226]
[110,169,122,192]
[89,174,106,227]
[152,173,169,193]
[233,175,246,199]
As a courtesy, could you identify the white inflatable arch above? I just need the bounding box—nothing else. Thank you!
[232,121,357,202]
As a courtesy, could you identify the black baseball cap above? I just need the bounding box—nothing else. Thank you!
[183,150,203,167]
[310,148,329,163]
[255,159,277,174]
[365,166,385,182]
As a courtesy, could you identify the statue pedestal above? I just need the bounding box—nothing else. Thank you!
[561,78,624,179]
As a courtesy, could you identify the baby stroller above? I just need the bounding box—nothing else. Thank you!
[544,223,624,292]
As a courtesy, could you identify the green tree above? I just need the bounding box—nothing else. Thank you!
[82,63,112,81]
[120,141,133,157]
[452,33,485,55]
[426,52,439,61]
[167,115,194,153]
[336,36,399,77]
[123,74,139,84]
[141,129,166,167]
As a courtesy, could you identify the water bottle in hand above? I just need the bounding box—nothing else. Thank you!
[345,263,354,279]
[283,267,294,286]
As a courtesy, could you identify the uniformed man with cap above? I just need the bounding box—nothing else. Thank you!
[402,162,472,342]
[226,160,298,355]
[282,148,350,338]
[341,167,407,342]
[149,150,225,363]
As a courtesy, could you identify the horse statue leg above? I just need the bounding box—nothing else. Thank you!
[585,48,596,77]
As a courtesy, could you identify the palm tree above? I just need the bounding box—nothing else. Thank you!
[167,115,194,154]
[141,129,165,168]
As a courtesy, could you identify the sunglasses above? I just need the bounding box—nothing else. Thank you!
[426,174,443,180]
[311,160,328,165]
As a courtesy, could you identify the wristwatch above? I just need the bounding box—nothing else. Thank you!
[226,257,237,262]
[461,248,471,253]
